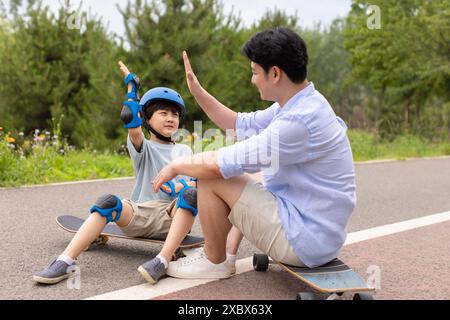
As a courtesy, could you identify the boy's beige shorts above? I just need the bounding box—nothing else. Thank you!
[229,179,306,267]
[120,198,177,239]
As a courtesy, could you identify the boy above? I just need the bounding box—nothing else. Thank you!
[33,61,200,285]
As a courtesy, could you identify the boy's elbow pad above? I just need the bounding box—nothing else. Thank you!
[121,101,143,129]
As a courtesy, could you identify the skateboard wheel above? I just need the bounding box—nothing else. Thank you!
[296,292,315,300]
[97,235,109,245]
[253,254,269,271]
[84,235,109,251]
[353,293,374,300]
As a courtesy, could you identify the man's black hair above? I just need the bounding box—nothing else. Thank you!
[242,27,309,83]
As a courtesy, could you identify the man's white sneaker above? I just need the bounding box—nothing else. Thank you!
[167,248,231,279]
[183,247,236,274]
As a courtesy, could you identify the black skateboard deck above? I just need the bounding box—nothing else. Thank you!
[253,254,375,300]
[56,215,204,248]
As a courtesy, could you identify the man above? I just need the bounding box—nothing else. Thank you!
[152,27,356,279]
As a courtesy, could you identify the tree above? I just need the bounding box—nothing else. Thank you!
[344,0,450,138]
[0,0,123,149]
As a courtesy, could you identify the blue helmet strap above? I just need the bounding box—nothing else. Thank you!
[147,124,174,144]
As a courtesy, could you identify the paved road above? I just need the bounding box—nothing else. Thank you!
[0,157,449,299]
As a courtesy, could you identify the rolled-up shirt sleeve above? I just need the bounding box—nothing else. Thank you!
[218,114,310,179]
[235,103,279,141]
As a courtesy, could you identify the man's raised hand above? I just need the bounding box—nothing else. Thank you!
[183,51,203,97]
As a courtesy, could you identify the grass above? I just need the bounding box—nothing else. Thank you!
[1,128,449,188]
[348,130,450,162]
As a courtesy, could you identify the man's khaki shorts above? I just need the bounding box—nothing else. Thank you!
[119,198,177,239]
[229,180,306,267]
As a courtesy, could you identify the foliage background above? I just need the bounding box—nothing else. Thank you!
[0,0,449,152]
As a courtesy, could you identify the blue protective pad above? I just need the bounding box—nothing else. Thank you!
[121,100,143,129]
[127,92,139,101]
[161,179,188,198]
[124,73,141,101]
[89,194,123,224]
[176,186,198,217]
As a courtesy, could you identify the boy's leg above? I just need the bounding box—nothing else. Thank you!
[62,200,133,260]
[158,206,195,263]
[226,226,244,256]
[33,199,134,284]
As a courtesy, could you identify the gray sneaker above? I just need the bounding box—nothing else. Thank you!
[138,257,167,284]
[33,260,76,284]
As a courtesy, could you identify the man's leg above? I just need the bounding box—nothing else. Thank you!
[197,175,253,264]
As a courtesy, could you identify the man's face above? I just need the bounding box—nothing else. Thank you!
[251,62,274,101]
[148,109,180,138]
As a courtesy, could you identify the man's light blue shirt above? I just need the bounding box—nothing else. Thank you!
[217,82,356,267]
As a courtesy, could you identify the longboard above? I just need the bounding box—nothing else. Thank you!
[253,254,375,300]
[56,215,204,249]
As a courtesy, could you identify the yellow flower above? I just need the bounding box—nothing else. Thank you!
[0,127,3,130]
[6,137,15,143]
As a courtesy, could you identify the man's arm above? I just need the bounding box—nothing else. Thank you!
[151,151,222,193]
[170,151,223,180]
[183,51,237,131]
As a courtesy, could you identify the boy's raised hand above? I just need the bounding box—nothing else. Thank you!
[118,60,130,77]
[183,51,203,97]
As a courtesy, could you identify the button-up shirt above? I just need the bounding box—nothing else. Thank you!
[217,82,356,267]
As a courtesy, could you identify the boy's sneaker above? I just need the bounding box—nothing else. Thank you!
[33,260,77,284]
[183,247,236,274]
[167,248,231,280]
[138,257,167,284]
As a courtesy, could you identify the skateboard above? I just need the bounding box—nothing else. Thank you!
[56,215,204,259]
[253,253,375,300]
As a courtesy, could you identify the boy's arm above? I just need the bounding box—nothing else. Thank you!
[119,61,144,152]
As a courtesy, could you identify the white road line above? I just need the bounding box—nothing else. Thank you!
[86,257,254,300]
[345,210,450,245]
[86,210,450,300]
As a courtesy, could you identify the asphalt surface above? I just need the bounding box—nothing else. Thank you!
[0,157,449,299]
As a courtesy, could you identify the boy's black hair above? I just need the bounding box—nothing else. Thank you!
[242,27,309,84]
[143,100,181,122]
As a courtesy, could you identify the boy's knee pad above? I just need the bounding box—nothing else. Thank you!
[176,187,198,217]
[89,194,123,224]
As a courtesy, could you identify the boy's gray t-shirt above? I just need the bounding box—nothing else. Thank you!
[127,133,193,203]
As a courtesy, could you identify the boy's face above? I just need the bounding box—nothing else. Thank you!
[148,109,180,138]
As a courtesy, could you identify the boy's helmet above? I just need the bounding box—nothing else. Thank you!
[139,87,186,120]
[139,87,186,143]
